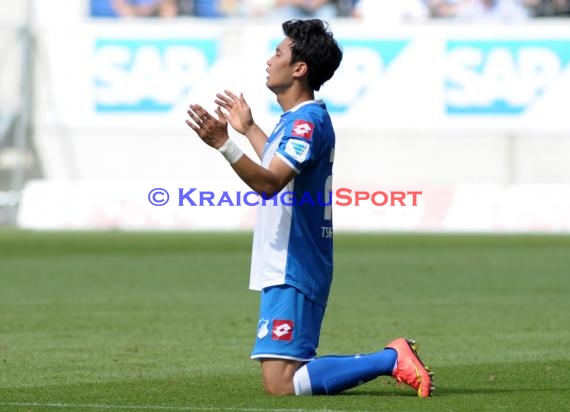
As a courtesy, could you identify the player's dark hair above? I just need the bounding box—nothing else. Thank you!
[282,19,343,91]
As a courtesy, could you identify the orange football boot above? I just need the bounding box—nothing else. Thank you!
[385,338,434,397]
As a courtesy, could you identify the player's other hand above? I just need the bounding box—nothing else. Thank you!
[214,90,254,136]
[186,104,229,149]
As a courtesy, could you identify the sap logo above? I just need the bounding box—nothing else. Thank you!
[94,39,217,113]
[270,39,409,114]
[445,40,570,115]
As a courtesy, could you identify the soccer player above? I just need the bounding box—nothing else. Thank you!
[185,19,434,397]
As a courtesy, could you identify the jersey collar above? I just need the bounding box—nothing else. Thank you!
[283,99,324,115]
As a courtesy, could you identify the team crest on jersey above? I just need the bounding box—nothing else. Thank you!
[291,120,314,139]
[284,139,310,163]
[272,320,294,341]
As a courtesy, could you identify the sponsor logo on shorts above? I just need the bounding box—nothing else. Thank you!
[272,320,294,341]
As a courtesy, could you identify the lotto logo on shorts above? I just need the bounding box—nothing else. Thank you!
[291,120,314,140]
[272,320,294,341]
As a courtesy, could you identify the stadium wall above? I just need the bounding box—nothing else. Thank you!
[17,18,570,232]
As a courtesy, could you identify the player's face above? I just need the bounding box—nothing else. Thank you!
[266,37,296,93]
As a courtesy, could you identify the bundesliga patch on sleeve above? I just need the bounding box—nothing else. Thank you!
[284,139,310,163]
[291,120,315,139]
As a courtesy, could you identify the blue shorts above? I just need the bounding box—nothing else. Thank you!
[251,285,325,362]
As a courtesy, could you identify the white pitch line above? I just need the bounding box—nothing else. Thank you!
[0,402,359,412]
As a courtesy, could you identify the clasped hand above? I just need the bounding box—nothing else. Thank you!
[186,90,254,149]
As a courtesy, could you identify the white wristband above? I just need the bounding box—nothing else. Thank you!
[218,139,244,165]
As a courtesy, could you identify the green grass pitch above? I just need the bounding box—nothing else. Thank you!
[0,230,569,411]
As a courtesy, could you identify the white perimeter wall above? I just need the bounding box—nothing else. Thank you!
[15,15,570,232]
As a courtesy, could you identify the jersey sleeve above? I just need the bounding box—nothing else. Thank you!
[274,118,317,174]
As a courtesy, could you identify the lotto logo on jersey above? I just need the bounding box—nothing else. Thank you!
[291,120,314,139]
[272,320,294,341]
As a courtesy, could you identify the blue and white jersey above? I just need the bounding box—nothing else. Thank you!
[249,100,334,308]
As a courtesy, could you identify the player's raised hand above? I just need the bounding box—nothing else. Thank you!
[215,90,254,136]
[185,104,229,149]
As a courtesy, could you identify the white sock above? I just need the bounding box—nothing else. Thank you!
[293,364,313,395]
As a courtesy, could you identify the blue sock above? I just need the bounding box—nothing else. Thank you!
[299,349,397,395]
